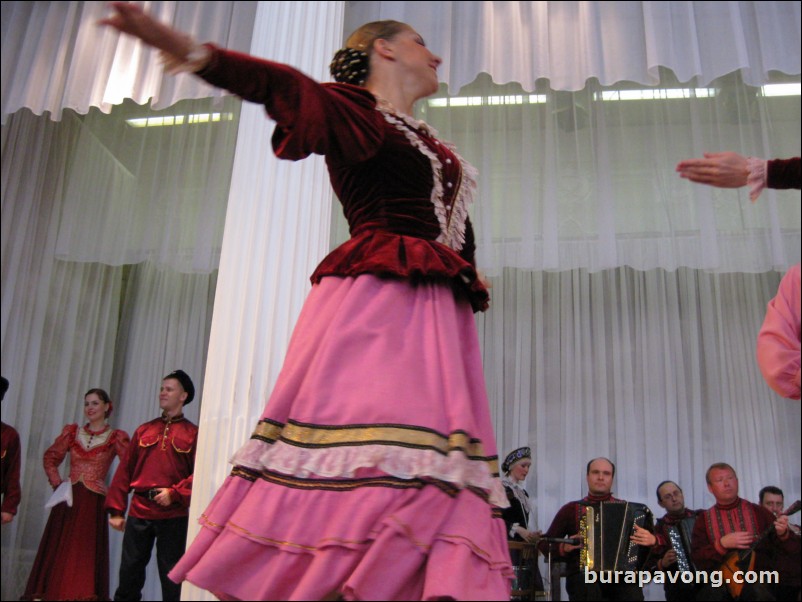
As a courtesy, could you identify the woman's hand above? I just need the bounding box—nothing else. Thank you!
[99,2,193,59]
[515,526,541,543]
[676,152,750,188]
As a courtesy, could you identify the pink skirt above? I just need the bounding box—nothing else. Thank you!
[170,275,513,600]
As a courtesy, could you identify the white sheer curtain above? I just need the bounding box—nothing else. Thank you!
[0,104,236,602]
[417,71,801,273]
[1,3,255,599]
[2,2,801,601]
[479,268,801,518]
[1,1,257,121]
[346,1,801,90]
[479,267,801,600]
[54,97,241,272]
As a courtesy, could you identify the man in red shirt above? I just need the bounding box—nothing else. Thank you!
[105,370,198,601]
[691,463,798,601]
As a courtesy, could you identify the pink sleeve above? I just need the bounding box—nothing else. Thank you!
[756,264,801,400]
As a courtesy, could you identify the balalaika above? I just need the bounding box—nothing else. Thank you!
[665,515,697,572]
[579,501,652,572]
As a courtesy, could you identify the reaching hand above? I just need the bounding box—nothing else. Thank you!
[676,152,750,188]
[99,2,192,58]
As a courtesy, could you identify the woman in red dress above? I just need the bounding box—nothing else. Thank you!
[22,389,130,601]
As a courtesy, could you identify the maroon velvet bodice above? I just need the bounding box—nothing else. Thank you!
[198,46,489,311]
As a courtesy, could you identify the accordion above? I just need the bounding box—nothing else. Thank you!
[665,516,697,572]
[579,501,652,572]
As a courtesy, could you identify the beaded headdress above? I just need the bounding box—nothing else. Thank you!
[502,446,531,474]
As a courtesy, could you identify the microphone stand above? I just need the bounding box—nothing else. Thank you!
[537,537,579,602]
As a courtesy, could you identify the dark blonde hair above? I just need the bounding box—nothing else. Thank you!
[345,20,410,53]
[330,20,410,86]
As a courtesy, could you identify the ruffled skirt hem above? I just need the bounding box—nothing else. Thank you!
[171,473,512,600]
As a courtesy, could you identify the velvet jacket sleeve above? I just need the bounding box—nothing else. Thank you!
[1,423,22,515]
[767,157,802,190]
[43,424,77,489]
[757,264,801,400]
[460,218,477,266]
[196,45,384,162]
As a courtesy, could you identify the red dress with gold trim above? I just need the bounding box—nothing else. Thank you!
[22,424,129,601]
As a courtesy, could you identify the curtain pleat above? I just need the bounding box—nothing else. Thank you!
[345,1,801,92]
[183,4,344,600]
[416,72,800,274]
[2,2,800,601]
[479,266,801,533]
[1,1,258,123]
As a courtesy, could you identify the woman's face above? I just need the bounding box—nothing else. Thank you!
[385,28,442,97]
[510,459,531,483]
[84,393,108,422]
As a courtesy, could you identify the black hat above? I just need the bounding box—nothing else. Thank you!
[0,376,8,401]
[502,446,531,474]
[164,370,195,405]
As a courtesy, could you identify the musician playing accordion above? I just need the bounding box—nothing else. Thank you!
[646,480,704,601]
[539,457,656,601]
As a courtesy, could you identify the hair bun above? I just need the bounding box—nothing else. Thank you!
[329,47,369,86]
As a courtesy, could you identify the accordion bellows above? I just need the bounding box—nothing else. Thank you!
[580,501,652,571]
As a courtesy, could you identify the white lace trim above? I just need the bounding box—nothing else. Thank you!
[376,105,476,252]
[77,425,112,450]
[747,156,767,202]
[501,476,532,516]
[442,140,478,251]
[231,438,508,508]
